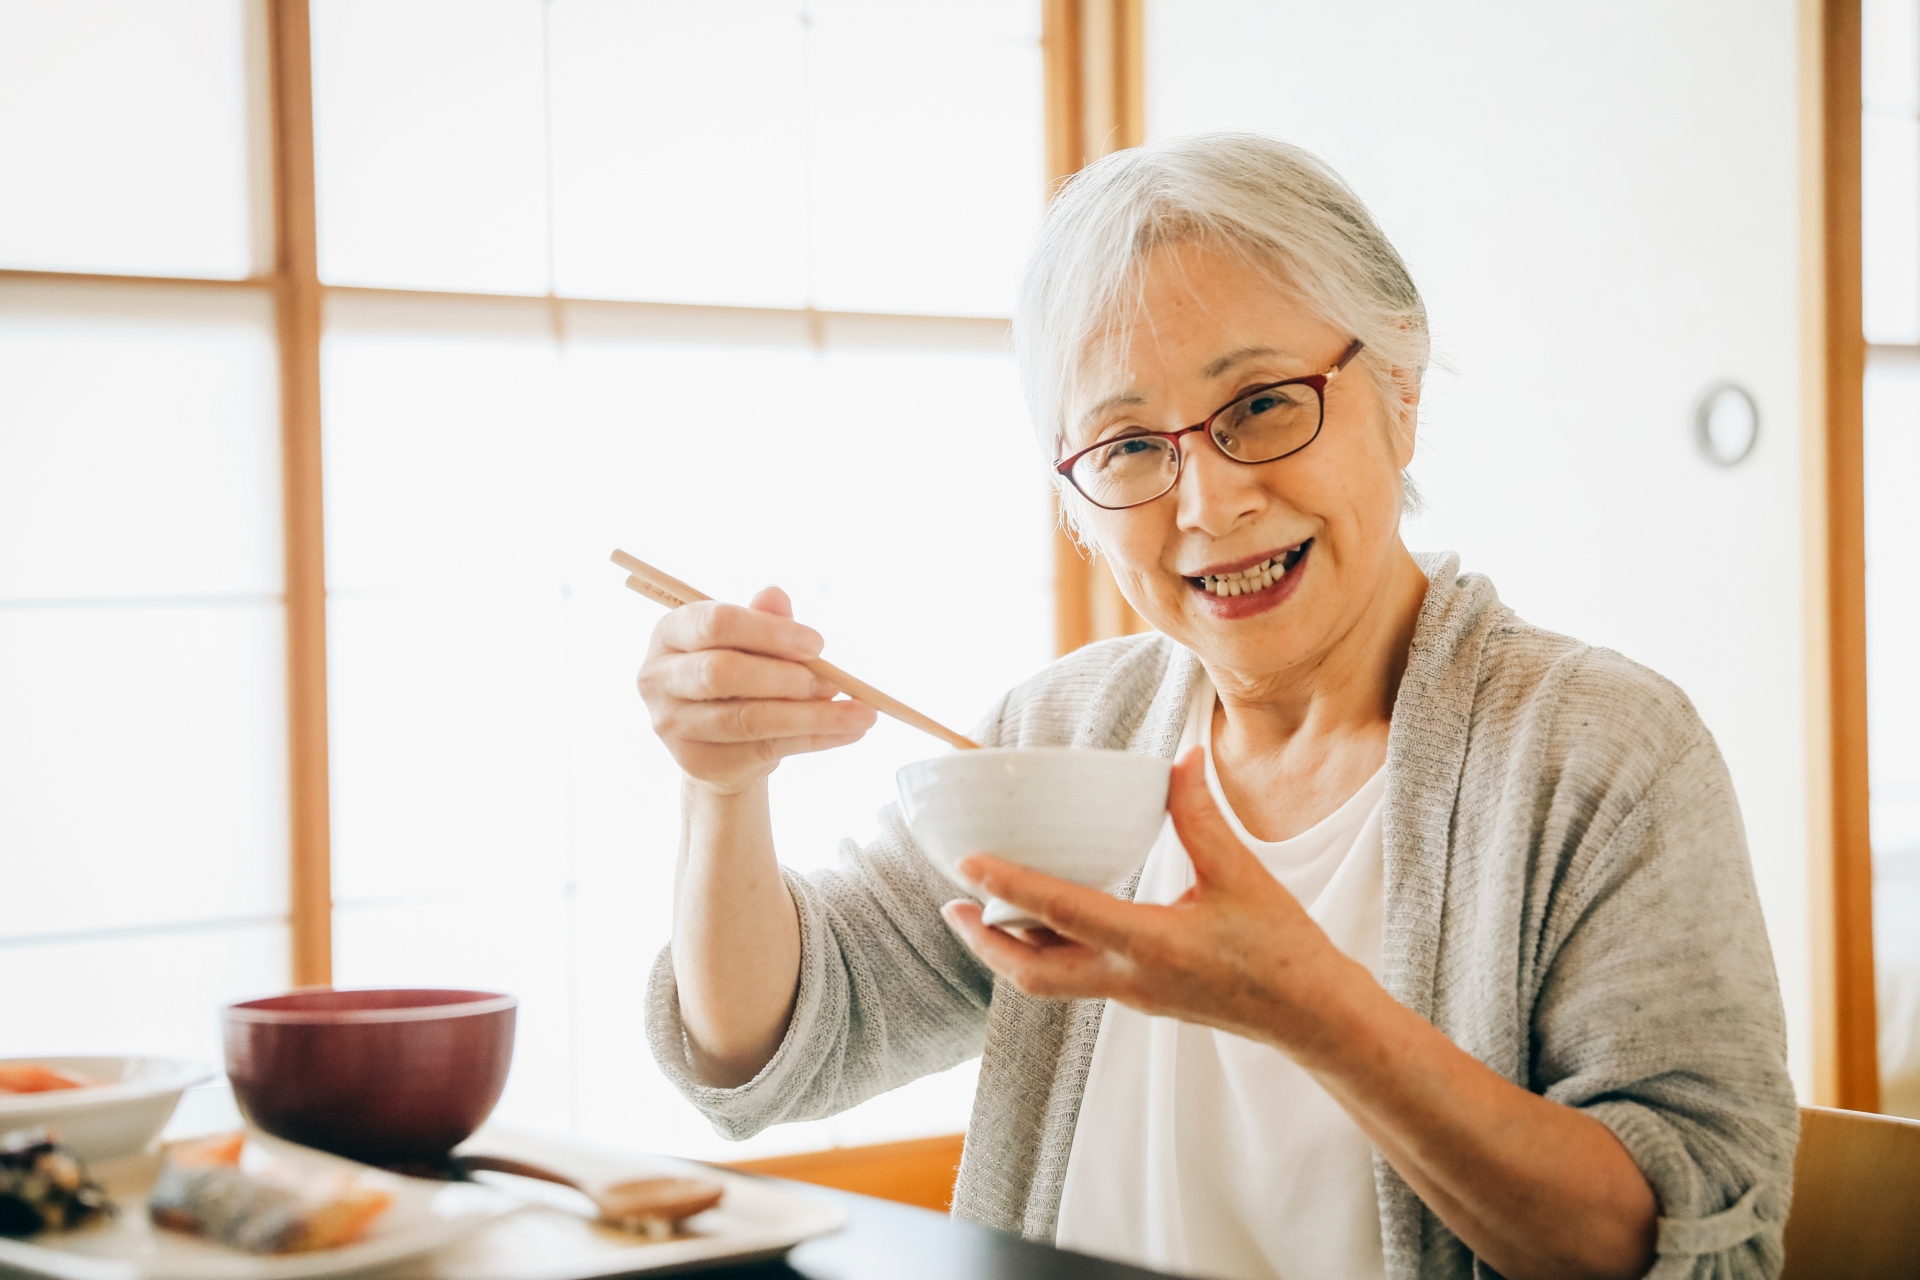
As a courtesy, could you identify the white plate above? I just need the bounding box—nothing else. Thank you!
[0,1130,519,1280]
[420,1124,848,1280]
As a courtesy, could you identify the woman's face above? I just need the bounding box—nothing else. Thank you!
[1064,241,1416,685]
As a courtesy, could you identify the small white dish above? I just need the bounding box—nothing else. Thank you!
[0,1129,519,1280]
[897,747,1172,928]
[0,1057,214,1163]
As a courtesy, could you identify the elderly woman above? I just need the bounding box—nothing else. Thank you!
[636,133,1796,1280]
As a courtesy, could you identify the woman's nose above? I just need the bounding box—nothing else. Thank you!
[1174,434,1265,534]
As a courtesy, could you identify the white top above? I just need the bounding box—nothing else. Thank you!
[1054,676,1389,1280]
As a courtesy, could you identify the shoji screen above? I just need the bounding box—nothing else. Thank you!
[311,0,1050,1157]
[0,0,290,1063]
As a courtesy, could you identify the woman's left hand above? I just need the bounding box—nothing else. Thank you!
[941,744,1370,1064]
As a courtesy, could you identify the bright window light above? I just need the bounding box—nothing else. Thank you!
[311,0,551,293]
[0,285,283,600]
[1865,358,1920,856]
[0,285,288,1068]
[808,2,1045,315]
[0,926,290,1065]
[0,604,289,940]
[0,0,262,278]
[1864,114,1920,345]
[548,0,810,308]
[1864,0,1920,344]
[1865,0,1920,114]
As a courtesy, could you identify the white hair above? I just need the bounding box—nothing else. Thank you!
[1012,132,1429,519]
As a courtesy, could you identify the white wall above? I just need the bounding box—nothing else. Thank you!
[1147,0,1814,1093]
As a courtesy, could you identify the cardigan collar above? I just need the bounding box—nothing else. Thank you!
[1381,552,1501,1018]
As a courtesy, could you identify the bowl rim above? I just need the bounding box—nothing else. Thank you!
[0,1054,213,1114]
[898,747,1175,774]
[224,988,519,1025]
[906,747,1167,760]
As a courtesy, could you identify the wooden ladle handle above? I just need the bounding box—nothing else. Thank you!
[453,1152,581,1190]
[453,1152,725,1237]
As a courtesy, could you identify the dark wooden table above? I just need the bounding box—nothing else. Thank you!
[701,1183,1174,1280]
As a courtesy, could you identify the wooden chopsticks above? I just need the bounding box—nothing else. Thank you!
[610,549,980,751]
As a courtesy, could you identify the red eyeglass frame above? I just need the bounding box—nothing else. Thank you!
[1054,337,1366,510]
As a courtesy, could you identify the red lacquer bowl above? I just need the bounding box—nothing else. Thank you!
[223,988,516,1166]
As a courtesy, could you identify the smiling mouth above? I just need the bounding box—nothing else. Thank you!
[1186,541,1311,597]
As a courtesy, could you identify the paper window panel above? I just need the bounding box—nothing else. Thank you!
[0,604,289,940]
[0,924,289,1062]
[1863,114,1920,345]
[310,0,550,294]
[805,4,1044,316]
[320,296,563,598]
[1866,356,1920,854]
[0,0,263,279]
[0,283,282,601]
[1865,0,1920,114]
[809,0,1041,42]
[325,594,572,905]
[547,0,809,309]
[321,299,568,908]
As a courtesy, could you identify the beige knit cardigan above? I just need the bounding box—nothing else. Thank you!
[647,554,1799,1279]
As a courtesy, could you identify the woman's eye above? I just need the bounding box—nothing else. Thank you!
[1245,389,1299,416]
[1083,436,1162,474]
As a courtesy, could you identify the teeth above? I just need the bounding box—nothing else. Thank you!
[1199,551,1296,595]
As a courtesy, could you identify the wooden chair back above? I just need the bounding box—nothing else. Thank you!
[722,1133,965,1212]
[1781,1105,1920,1279]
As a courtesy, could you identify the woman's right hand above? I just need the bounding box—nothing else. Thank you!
[638,585,879,796]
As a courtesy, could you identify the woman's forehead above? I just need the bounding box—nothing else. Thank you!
[1069,338,1310,428]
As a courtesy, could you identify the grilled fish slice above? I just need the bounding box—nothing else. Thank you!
[148,1132,391,1255]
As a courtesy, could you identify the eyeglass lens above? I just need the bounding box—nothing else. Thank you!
[1068,381,1324,509]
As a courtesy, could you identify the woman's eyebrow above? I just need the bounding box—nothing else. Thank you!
[1075,390,1149,433]
[1202,345,1291,378]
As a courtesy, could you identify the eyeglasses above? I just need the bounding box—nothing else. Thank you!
[1054,338,1365,511]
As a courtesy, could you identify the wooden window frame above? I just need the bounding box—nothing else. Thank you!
[1804,0,1878,1111]
[1044,0,1150,654]
[266,0,331,990]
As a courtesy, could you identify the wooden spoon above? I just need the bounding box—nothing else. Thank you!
[453,1152,723,1240]
[610,548,980,751]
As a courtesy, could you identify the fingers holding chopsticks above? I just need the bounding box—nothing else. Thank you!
[648,587,825,663]
[616,551,979,752]
[649,649,834,704]
[639,586,878,795]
